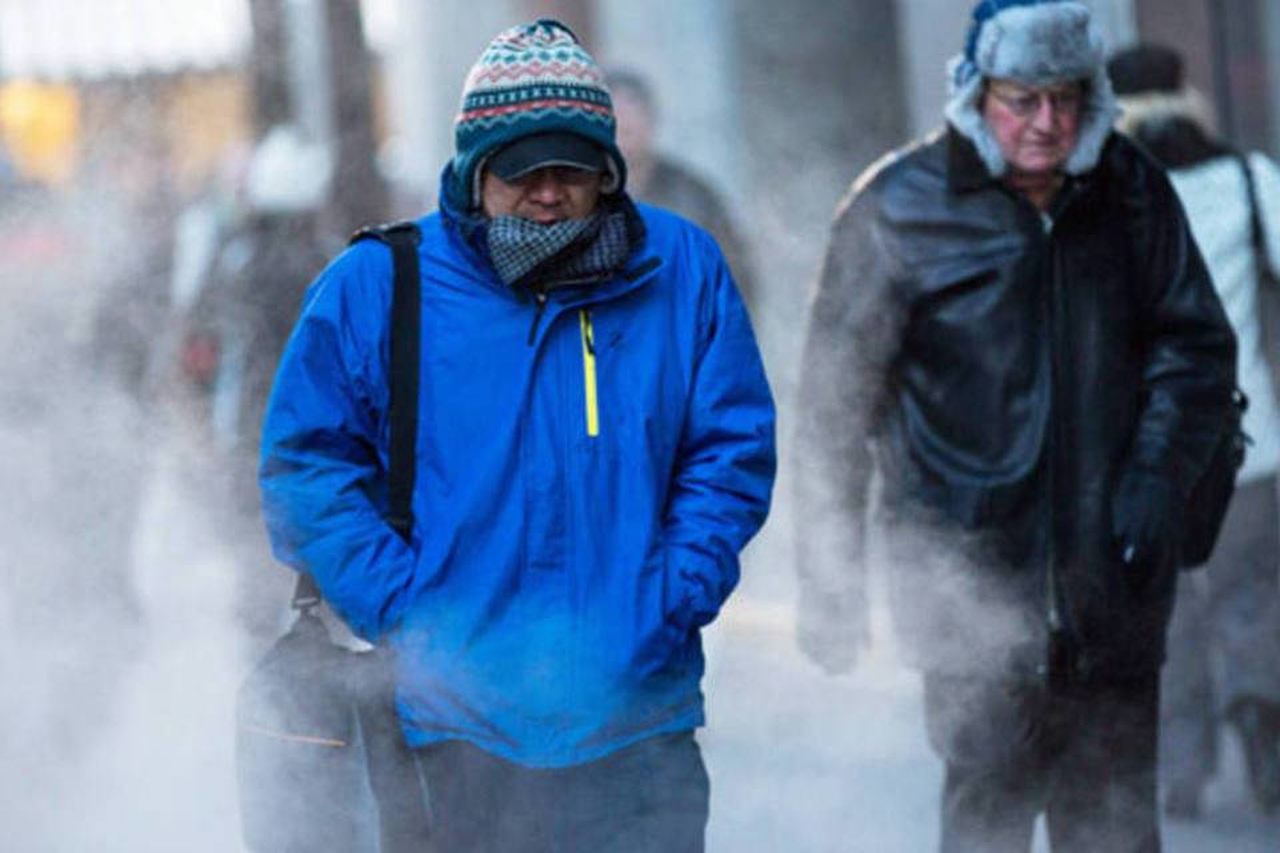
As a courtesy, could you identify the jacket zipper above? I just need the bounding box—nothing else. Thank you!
[579,308,599,437]
[527,289,549,345]
[1045,235,1063,639]
[1040,190,1081,687]
[522,257,662,349]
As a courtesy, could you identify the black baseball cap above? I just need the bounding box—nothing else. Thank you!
[487,132,606,180]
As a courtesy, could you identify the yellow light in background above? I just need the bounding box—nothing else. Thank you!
[0,81,80,186]
[166,72,250,197]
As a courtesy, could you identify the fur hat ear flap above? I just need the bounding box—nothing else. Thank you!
[944,0,1119,177]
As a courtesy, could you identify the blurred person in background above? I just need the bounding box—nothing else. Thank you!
[161,140,253,414]
[794,2,1237,850]
[0,136,157,760]
[1109,43,1280,820]
[258,19,774,851]
[89,134,178,407]
[181,125,337,650]
[605,66,759,314]
[78,128,179,634]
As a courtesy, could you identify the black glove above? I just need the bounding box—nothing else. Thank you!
[1111,466,1183,591]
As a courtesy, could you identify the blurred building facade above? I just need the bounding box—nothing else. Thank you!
[0,0,392,223]
[0,1,1275,193]
[2,0,1280,380]
[0,0,251,192]
[375,0,1280,398]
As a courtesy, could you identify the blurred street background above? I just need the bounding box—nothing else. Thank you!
[2,0,1280,849]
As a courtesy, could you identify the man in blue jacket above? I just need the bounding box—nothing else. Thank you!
[258,19,775,852]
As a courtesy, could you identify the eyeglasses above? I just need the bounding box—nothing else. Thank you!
[986,85,1084,119]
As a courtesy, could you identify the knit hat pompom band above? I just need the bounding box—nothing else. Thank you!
[450,19,626,211]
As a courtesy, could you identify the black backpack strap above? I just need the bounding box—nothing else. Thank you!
[351,221,423,542]
[292,220,422,612]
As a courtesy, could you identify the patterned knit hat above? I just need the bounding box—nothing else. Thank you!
[450,19,625,211]
[945,0,1119,177]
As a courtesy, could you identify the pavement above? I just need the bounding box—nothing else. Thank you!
[703,562,1280,852]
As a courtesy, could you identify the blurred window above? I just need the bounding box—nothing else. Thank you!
[0,81,79,186]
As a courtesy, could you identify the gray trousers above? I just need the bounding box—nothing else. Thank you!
[416,732,709,853]
[1160,476,1280,789]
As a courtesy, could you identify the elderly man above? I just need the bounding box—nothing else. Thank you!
[259,19,775,852]
[794,2,1237,851]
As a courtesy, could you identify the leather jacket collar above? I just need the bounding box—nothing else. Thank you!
[946,124,1098,221]
[946,125,1001,195]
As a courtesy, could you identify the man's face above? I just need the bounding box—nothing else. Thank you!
[480,166,604,223]
[982,79,1084,177]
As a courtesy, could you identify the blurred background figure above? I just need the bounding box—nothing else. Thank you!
[88,131,180,408]
[604,66,759,314]
[1110,43,1280,820]
[177,124,338,650]
[82,128,178,643]
[0,124,164,764]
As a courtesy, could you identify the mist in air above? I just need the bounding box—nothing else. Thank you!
[1,2,1277,851]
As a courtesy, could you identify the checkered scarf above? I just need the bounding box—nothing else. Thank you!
[487,206,633,287]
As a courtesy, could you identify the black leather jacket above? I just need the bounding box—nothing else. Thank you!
[795,128,1237,679]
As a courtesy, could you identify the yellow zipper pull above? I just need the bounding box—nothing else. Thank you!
[579,309,599,437]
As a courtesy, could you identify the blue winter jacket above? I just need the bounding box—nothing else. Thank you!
[259,186,776,768]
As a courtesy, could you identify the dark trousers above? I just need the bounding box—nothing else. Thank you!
[415,731,708,853]
[923,671,1160,853]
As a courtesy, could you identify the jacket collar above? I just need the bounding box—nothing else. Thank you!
[945,124,1104,219]
[550,254,662,309]
[436,163,662,304]
[946,125,1000,194]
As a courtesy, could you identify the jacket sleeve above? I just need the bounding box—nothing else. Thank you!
[1126,164,1238,496]
[258,242,417,642]
[792,183,906,622]
[663,235,777,632]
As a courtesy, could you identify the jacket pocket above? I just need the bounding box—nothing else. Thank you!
[632,546,690,678]
[883,410,1040,529]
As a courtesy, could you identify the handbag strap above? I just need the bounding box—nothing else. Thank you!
[1239,154,1280,422]
[292,221,423,611]
[1239,154,1278,284]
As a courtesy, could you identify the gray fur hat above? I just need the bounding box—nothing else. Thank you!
[945,0,1120,177]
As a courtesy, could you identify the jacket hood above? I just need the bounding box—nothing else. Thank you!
[438,162,492,263]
